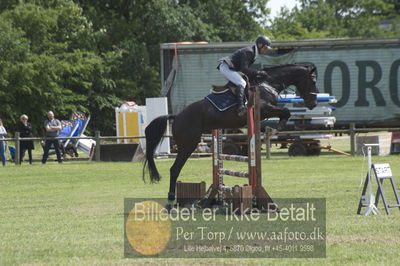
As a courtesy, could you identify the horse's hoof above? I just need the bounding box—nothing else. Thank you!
[265,127,278,137]
[165,204,173,213]
[165,200,175,213]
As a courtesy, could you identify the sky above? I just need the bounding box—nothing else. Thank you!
[267,0,298,18]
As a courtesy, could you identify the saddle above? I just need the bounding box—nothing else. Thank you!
[211,82,237,94]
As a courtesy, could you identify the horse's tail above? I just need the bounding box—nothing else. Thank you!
[142,115,175,183]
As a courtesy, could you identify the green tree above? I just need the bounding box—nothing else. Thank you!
[0,18,31,126]
[180,0,269,41]
[70,0,274,130]
[0,1,121,135]
[9,0,398,137]
[269,0,400,39]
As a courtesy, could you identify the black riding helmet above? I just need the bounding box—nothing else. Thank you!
[256,35,272,49]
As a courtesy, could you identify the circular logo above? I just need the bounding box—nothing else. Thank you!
[126,200,171,256]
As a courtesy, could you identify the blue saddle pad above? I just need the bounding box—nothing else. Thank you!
[205,90,237,111]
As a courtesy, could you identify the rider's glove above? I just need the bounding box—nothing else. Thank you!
[257,71,270,78]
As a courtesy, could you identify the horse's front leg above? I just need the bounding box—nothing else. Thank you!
[276,107,291,131]
[261,104,291,131]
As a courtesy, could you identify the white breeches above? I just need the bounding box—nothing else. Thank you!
[219,62,246,88]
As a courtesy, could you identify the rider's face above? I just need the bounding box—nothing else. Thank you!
[259,46,269,54]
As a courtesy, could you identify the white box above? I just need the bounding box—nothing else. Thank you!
[356,133,392,156]
[146,97,170,155]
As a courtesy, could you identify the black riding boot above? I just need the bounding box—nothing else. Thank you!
[236,85,246,116]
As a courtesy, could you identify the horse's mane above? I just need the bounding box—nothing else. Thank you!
[262,63,314,71]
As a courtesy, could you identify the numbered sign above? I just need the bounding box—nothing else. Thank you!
[358,163,400,215]
[373,163,393,178]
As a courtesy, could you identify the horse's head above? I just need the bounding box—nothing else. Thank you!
[260,64,318,110]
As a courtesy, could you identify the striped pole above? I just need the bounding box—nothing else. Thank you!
[254,88,262,189]
[219,169,249,178]
[212,129,219,186]
[247,101,257,188]
[212,129,224,187]
[219,154,248,162]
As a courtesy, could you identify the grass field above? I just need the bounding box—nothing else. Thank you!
[1,141,400,265]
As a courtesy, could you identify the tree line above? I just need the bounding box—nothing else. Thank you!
[0,0,398,135]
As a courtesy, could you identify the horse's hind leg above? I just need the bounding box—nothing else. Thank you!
[167,152,191,206]
[167,132,202,208]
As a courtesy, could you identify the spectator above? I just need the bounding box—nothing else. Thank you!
[0,119,7,166]
[16,114,35,164]
[42,111,62,164]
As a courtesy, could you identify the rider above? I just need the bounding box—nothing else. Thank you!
[218,36,272,116]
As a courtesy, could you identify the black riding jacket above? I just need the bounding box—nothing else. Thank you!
[219,45,260,78]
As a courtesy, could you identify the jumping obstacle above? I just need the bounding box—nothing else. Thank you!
[278,93,336,104]
[202,88,275,211]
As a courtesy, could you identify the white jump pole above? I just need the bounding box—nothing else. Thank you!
[363,143,380,216]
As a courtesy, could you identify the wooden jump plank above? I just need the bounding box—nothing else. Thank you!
[219,168,249,178]
[219,154,249,162]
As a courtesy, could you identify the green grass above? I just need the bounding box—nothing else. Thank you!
[1,152,400,265]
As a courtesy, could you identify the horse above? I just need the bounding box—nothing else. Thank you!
[143,64,318,207]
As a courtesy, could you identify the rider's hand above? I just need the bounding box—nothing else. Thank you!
[257,71,270,78]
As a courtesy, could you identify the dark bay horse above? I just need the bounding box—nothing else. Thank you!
[143,64,318,206]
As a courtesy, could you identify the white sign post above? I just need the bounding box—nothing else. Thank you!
[362,144,380,215]
[358,158,400,215]
[372,163,400,215]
